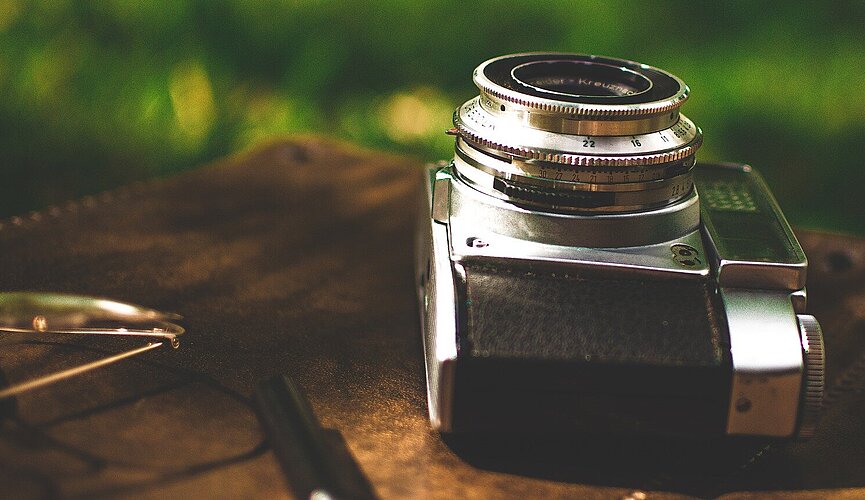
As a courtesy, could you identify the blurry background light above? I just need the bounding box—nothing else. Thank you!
[0,0,862,234]
[169,60,216,149]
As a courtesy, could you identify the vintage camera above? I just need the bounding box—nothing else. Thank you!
[415,53,825,439]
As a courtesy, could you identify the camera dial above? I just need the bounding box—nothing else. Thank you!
[453,53,703,213]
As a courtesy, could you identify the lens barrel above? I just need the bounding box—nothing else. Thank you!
[452,53,703,213]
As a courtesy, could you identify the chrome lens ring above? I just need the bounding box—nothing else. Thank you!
[456,96,702,167]
[474,53,689,119]
[453,53,703,213]
[454,137,696,213]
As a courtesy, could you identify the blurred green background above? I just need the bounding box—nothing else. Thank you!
[1,1,863,233]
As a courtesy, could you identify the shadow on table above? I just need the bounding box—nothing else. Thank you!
[442,374,865,497]
[444,432,778,497]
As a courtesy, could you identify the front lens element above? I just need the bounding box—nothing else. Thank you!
[512,61,652,98]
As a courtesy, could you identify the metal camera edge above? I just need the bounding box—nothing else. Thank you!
[415,53,824,439]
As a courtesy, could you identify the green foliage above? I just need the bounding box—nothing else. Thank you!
[1,1,863,233]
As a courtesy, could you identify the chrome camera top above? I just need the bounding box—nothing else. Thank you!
[415,53,824,438]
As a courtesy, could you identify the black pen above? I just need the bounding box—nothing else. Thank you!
[254,374,378,500]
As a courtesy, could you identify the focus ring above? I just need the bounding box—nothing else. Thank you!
[797,315,825,440]
[456,120,703,167]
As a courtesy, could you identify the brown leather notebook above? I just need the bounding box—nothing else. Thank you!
[0,137,862,499]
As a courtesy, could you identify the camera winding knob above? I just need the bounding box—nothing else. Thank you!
[796,315,825,439]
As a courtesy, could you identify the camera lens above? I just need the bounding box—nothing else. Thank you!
[511,61,652,98]
[453,53,702,213]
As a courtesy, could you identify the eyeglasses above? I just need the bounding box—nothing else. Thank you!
[0,292,184,399]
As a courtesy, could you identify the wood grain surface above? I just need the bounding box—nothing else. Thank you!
[0,137,862,499]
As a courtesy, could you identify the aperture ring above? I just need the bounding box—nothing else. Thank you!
[456,96,702,166]
[456,121,703,168]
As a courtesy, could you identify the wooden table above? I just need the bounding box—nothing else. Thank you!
[0,137,863,499]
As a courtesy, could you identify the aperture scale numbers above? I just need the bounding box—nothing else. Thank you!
[458,97,699,157]
[576,132,674,150]
[580,132,672,150]
[516,160,690,185]
[463,99,496,131]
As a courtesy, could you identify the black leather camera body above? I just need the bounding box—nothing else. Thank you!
[415,53,824,439]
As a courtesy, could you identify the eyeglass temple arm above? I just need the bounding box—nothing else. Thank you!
[0,341,165,400]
